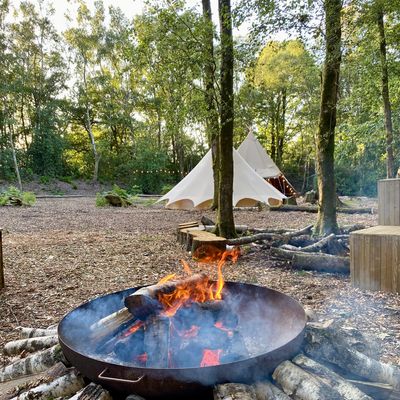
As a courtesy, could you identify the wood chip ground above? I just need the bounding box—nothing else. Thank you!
[0,197,399,370]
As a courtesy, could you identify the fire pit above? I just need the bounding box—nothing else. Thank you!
[58,281,306,399]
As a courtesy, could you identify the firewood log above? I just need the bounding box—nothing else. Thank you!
[253,381,291,400]
[124,274,209,319]
[89,307,133,341]
[144,315,170,368]
[292,354,372,400]
[270,248,349,273]
[204,225,248,233]
[0,345,66,383]
[272,360,342,399]
[4,335,59,356]
[294,234,335,253]
[269,205,373,214]
[9,369,85,400]
[214,383,257,400]
[16,327,58,339]
[68,382,112,400]
[305,322,400,390]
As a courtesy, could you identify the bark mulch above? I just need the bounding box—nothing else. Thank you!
[0,197,399,369]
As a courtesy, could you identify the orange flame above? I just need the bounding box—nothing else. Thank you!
[157,246,240,317]
[200,349,222,367]
[122,320,144,338]
[214,321,233,338]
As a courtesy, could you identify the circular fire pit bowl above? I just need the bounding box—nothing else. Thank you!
[58,282,306,399]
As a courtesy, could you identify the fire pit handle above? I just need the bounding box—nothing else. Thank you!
[98,368,145,384]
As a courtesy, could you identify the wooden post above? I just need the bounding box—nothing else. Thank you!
[350,226,400,293]
[0,229,4,289]
[378,179,400,226]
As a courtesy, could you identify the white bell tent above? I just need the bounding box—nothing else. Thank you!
[158,149,286,210]
[237,132,296,196]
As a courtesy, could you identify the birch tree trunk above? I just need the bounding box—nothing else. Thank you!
[8,121,22,191]
[314,0,342,235]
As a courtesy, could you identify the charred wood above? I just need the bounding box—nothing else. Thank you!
[292,354,372,400]
[144,315,170,368]
[68,382,112,400]
[0,345,66,383]
[4,336,58,356]
[214,383,257,400]
[125,274,209,319]
[16,327,57,339]
[270,248,349,272]
[253,381,292,400]
[272,360,342,399]
[9,369,85,400]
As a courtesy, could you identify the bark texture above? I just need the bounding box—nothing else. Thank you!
[202,0,220,209]
[314,0,342,235]
[377,5,395,178]
[216,0,236,239]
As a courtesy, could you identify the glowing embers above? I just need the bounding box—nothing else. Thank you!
[99,246,247,369]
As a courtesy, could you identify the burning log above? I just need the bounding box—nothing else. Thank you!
[272,360,342,399]
[89,307,134,341]
[143,315,170,368]
[270,248,349,273]
[8,369,85,400]
[4,335,59,356]
[16,326,58,339]
[214,383,257,400]
[253,381,291,400]
[305,321,400,390]
[292,354,372,400]
[68,382,112,400]
[124,274,210,319]
[0,345,66,383]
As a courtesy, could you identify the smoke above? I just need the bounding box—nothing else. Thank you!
[58,283,305,387]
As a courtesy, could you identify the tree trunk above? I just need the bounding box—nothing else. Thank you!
[377,5,395,178]
[314,0,342,235]
[216,0,236,239]
[83,62,99,182]
[8,122,22,191]
[201,0,220,210]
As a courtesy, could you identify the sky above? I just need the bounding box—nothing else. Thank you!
[9,0,251,38]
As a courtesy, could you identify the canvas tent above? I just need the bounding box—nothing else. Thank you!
[158,149,286,210]
[237,132,296,196]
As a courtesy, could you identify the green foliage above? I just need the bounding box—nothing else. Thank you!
[95,192,109,207]
[129,185,141,195]
[161,184,174,195]
[0,186,36,206]
[96,184,138,207]
[39,176,51,184]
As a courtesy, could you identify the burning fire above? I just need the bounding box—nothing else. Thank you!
[119,245,241,369]
[156,246,240,318]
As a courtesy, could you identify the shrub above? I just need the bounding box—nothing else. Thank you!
[160,184,174,195]
[95,192,109,207]
[0,186,36,207]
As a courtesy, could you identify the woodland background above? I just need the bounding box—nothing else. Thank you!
[0,0,399,197]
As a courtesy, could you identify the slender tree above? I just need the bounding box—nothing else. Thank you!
[314,0,342,235]
[201,0,220,209]
[376,2,395,178]
[216,0,236,238]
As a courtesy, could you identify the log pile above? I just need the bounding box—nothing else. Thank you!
[1,319,400,399]
[177,220,359,273]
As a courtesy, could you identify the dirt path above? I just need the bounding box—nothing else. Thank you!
[0,198,399,367]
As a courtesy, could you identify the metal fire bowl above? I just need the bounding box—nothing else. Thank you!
[58,282,306,399]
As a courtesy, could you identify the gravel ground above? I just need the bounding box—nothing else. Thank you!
[0,197,399,369]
